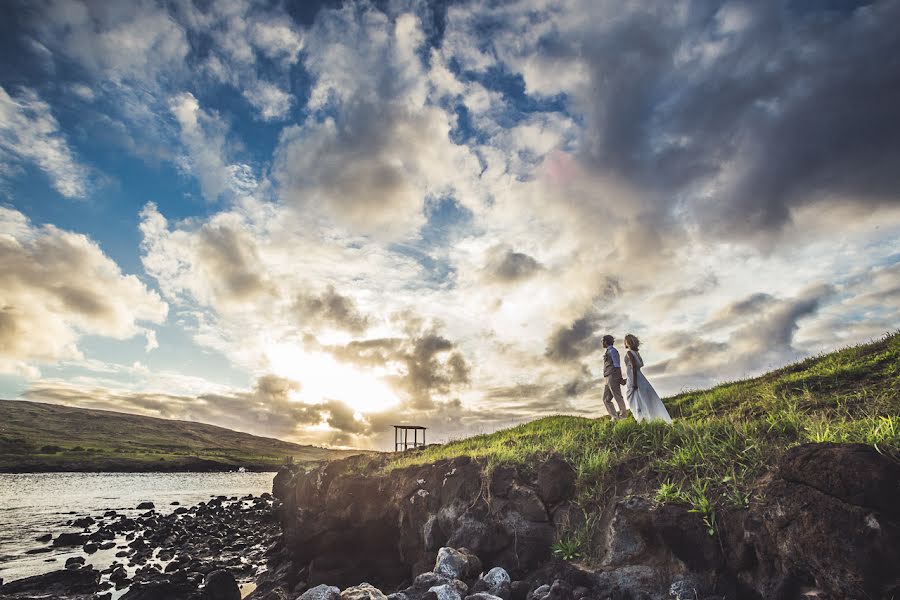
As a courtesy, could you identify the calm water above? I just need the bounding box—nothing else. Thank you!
[0,472,276,585]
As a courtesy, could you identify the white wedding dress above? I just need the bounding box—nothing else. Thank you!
[624,350,672,423]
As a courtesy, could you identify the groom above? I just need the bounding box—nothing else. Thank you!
[601,334,627,420]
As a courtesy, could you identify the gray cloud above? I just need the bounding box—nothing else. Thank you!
[544,316,602,363]
[292,285,370,334]
[322,319,471,410]
[649,284,835,379]
[484,246,544,283]
[195,222,274,305]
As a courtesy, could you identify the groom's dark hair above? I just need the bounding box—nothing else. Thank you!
[602,335,614,346]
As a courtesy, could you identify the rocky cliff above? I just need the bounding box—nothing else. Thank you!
[263,442,900,600]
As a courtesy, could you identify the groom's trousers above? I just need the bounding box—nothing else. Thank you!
[602,374,627,418]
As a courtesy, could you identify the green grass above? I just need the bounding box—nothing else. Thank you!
[386,332,900,551]
[0,400,361,472]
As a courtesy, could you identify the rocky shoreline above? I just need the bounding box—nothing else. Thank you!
[0,494,279,599]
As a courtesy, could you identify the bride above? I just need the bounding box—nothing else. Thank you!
[623,334,672,424]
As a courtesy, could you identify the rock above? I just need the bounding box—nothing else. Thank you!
[427,584,462,600]
[341,583,388,600]
[434,547,481,581]
[65,556,86,569]
[544,581,572,600]
[121,580,190,599]
[72,516,95,528]
[527,584,550,600]
[83,542,98,554]
[749,442,900,599]
[110,566,128,582]
[53,532,90,547]
[300,583,342,600]
[415,572,450,590]
[536,458,576,506]
[0,568,100,596]
[509,581,530,600]
[35,533,52,543]
[136,502,155,510]
[482,567,510,591]
[465,594,503,600]
[205,569,241,600]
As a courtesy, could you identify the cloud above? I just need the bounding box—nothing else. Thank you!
[242,80,293,121]
[648,284,836,380]
[0,86,89,198]
[484,246,544,283]
[323,316,471,410]
[168,92,238,203]
[292,286,370,334]
[544,316,602,363]
[0,207,168,376]
[272,6,483,239]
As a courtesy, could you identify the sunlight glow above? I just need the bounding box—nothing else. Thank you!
[265,342,400,413]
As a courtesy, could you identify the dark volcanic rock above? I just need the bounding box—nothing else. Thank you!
[276,454,556,587]
[535,458,576,506]
[136,501,155,510]
[53,532,90,547]
[0,568,100,598]
[744,442,900,599]
[205,569,241,600]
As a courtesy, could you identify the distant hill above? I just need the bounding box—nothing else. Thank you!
[0,399,363,472]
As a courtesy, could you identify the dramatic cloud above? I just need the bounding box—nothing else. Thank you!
[292,286,370,334]
[0,207,168,376]
[0,86,88,197]
[2,0,899,448]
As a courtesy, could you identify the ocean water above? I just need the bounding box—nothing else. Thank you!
[0,472,276,586]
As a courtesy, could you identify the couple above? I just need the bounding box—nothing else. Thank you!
[601,334,672,423]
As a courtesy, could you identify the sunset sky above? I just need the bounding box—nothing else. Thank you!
[1,0,898,449]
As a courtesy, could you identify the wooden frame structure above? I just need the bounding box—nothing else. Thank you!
[393,425,426,452]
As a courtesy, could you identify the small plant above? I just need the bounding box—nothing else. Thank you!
[654,480,685,503]
[552,535,584,561]
[686,479,717,536]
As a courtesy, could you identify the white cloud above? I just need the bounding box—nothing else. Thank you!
[0,207,168,376]
[169,92,236,202]
[242,81,293,121]
[0,86,89,198]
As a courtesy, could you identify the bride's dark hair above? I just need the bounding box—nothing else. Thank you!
[624,334,640,350]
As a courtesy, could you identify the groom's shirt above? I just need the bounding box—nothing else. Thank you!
[603,345,622,379]
[607,346,621,368]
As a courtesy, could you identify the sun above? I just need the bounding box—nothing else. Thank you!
[264,342,400,413]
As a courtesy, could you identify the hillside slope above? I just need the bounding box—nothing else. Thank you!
[388,331,900,522]
[0,399,362,472]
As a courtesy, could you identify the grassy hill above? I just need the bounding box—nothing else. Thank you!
[0,400,362,472]
[387,332,900,545]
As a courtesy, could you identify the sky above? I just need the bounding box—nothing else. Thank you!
[1,0,898,450]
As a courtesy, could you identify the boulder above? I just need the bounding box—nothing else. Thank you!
[341,583,388,600]
[300,583,342,600]
[205,569,241,600]
[748,443,900,599]
[136,502,155,510]
[0,568,100,596]
[53,532,90,547]
[471,567,511,600]
[426,584,462,600]
[65,556,86,569]
[434,548,481,581]
[535,458,576,506]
